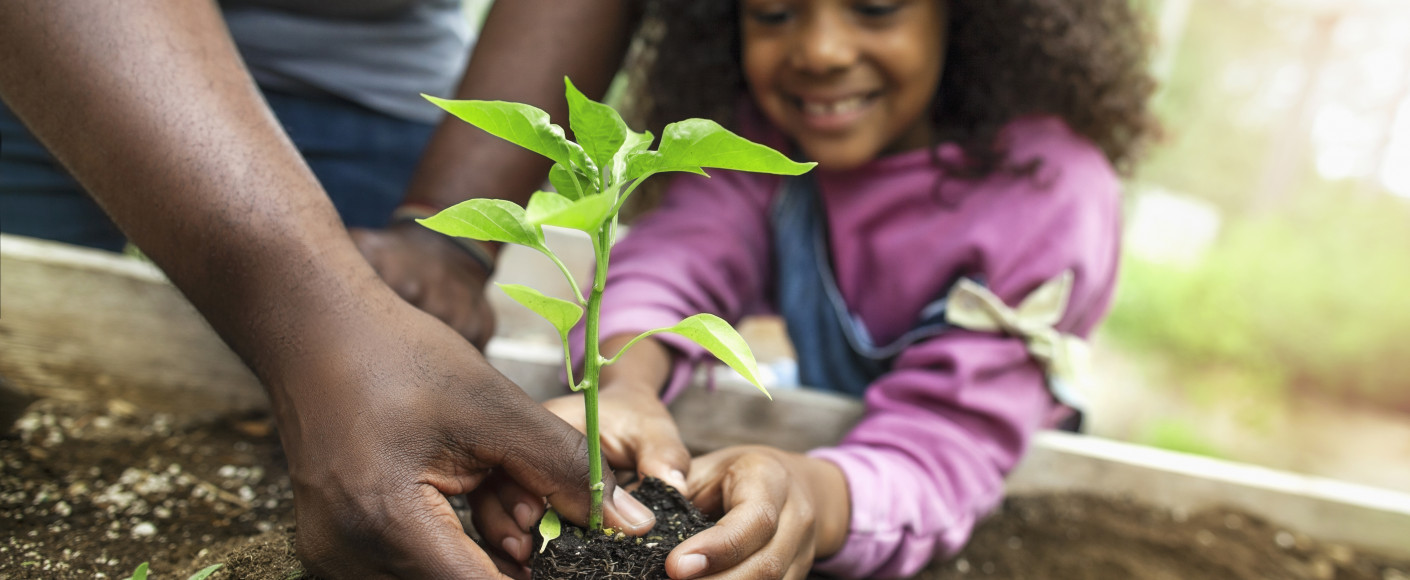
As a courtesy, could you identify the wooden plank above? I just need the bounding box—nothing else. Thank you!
[5,233,1408,558]
[0,234,267,417]
[1009,431,1410,558]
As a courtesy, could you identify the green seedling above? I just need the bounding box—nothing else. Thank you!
[419,78,814,533]
[124,562,223,580]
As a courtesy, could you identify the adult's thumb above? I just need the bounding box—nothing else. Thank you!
[495,406,657,536]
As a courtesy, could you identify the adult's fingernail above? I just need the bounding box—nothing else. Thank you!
[513,502,536,532]
[614,486,656,528]
[664,469,688,493]
[502,536,524,561]
[676,553,708,579]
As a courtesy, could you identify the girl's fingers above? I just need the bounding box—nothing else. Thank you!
[541,395,587,432]
[634,419,693,493]
[683,447,750,514]
[668,453,791,579]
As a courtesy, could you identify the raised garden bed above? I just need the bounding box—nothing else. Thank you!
[3,234,1409,579]
[6,398,1408,580]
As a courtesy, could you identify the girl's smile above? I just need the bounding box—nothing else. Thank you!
[790,90,882,132]
[741,0,948,170]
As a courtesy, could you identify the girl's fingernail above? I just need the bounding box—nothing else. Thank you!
[502,536,524,561]
[664,469,688,492]
[513,502,536,531]
[614,486,656,528]
[676,553,708,578]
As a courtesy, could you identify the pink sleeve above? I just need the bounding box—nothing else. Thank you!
[809,164,1122,578]
[571,171,777,399]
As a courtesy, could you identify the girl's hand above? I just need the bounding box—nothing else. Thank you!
[542,380,692,493]
[666,446,851,580]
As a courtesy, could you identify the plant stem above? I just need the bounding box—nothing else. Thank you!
[582,226,612,531]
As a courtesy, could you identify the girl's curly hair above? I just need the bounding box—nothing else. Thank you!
[624,0,1159,180]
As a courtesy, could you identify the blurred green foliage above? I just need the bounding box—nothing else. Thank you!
[1107,193,1410,408]
[1136,417,1226,459]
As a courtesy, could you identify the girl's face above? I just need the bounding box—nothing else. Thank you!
[740,0,947,170]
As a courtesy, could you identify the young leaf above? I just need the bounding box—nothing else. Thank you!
[625,119,815,181]
[565,78,629,176]
[647,314,770,398]
[498,283,583,338]
[549,163,590,200]
[188,564,224,580]
[613,129,655,184]
[125,562,150,580]
[417,199,546,251]
[538,508,562,554]
[423,95,598,180]
[525,190,614,234]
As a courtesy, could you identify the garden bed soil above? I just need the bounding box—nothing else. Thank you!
[3,398,1408,579]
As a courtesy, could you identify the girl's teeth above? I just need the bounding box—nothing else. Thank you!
[802,96,866,116]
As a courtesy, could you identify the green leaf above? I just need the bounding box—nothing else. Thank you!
[538,508,562,554]
[613,129,655,184]
[625,119,815,181]
[125,562,150,580]
[423,95,597,180]
[565,78,628,177]
[417,199,546,251]
[652,314,770,398]
[498,283,583,338]
[525,190,614,234]
[549,163,591,200]
[188,564,224,580]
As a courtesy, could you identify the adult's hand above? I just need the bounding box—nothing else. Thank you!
[280,293,658,579]
[351,222,497,349]
[0,1,652,577]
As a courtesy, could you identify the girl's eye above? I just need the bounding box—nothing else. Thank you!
[748,7,793,26]
[853,1,901,18]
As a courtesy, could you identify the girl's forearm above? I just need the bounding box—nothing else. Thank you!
[599,334,673,396]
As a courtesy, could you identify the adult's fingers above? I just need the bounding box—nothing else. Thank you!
[469,478,542,564]
[298,482,512,580]
[491,403,658,537]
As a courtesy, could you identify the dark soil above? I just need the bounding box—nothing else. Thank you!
[917,494,1410,580]
[3,397,1408,580]
[530,477,712,580]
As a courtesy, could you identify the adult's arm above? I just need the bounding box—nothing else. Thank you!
[352,0,643,348]
[0,2,653,578]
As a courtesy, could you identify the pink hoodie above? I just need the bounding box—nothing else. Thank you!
[584,117,1122,577]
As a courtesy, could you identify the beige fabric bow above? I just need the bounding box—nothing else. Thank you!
[944,270,1090,409]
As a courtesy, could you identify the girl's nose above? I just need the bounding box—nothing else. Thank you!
[790,12,858,74]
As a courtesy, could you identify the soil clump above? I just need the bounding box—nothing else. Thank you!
[530,477,712,579]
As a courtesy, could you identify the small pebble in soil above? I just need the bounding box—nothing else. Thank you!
[131,522,156,538]
[1311,558,1336,580]
[955,557,970,573]
[1196,530,1216,546]
[1328,544,1355,566]
[1276,530,1296,549]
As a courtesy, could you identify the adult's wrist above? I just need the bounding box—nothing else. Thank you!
[388,203,499,276]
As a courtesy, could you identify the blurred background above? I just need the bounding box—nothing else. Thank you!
[1091,0,1410,492]
[476,0,1410,493]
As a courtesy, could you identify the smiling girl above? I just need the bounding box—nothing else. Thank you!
[490,0,1156,578]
